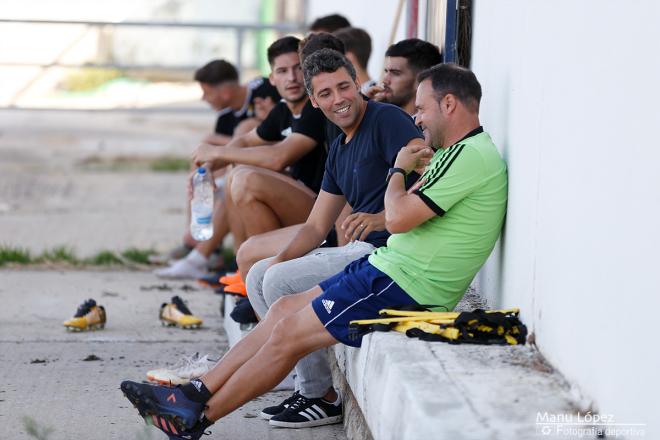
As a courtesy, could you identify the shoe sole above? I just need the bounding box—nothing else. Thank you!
[160,319,202,330]
[64,323,105,332]
[120,381,189,432]
[146,375,187,386]
[269,415,343,428]
[259,410,276,420]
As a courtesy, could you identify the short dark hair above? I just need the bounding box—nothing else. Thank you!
[309,14,351,33]
[303,48,356,95]
[194,59,238,85]
[417,63,482,112]
[299,32,345,63]
[267,36,301,66]
[333,27,371,70]
[385,38,443,73]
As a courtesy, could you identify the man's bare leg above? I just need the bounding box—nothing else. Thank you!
[230,166,315,238]
[224,166,247,250]
[199,287,321,392]
[199,288,336,420]
[235,224,303,277]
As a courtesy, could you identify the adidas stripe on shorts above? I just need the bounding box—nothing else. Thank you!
[312,256,417,347]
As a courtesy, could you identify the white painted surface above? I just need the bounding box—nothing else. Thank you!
[334,332,574,440]
[471,1,660,437]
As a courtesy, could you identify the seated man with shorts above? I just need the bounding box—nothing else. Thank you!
[120,62,508,439]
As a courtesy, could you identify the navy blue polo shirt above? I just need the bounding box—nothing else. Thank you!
[322,100,423,247]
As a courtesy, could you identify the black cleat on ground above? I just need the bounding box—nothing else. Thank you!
[268,393,343,428]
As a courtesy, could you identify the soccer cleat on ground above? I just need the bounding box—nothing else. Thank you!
[268,393,343,428]
[63,298,106,331]
[259,390,300,420]
[160,296,203,329]
[120,380,205,435]
[147,353,217,386]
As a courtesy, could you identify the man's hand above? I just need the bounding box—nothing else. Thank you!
[187,167,216,200]
[364,84,386,101]
[341,211,386,242]
[192,143,227,169]
[394,144,434,175]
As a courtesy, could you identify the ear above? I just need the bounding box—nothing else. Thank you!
[268,72,275,87]
[309,94,319,108]
[443,94,458,114]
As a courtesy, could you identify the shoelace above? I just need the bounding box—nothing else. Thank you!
[172,296,194,315]
[74,299,96,317]
[287,394,311,411]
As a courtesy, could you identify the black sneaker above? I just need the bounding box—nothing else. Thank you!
[230,298,258,324]
[268,393,342,428]
[259,391,300,420]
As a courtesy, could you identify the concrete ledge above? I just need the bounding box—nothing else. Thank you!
[222,294,256,347]
[331,288,578,440]
[333,333,577,440]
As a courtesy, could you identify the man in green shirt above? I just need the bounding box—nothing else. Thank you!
[120,63,508,438]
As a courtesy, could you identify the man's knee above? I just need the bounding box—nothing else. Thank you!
[230,167,265,206]
[262,263,295,306]
[266,295,299,323]
[236,236,257,270]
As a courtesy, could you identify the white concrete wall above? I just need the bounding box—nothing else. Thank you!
[307,0,407,81]
[470,1,660,437]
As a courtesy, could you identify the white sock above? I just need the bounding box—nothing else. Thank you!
[185,249,208,268]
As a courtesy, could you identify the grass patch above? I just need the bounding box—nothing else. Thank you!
[60,68,123,92]
[78,155,190,173]
[34,246,79,265]
[0,246,158,267]
[150,156,190,172]
[0,246,32,266]
[84,250,123,265]
[121,248,156,264]
[23,415,54,439]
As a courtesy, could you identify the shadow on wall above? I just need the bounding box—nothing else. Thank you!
[474,73,511,308]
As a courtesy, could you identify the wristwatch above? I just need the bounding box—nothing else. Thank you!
[386,167,407,183]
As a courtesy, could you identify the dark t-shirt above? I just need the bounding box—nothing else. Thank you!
[322,100,423,247]
[255,100,327,193]
[214,77,277,136]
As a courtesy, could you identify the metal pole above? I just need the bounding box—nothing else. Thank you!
[444,0,458,63]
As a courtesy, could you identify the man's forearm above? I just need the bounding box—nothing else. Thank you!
[384,173,409,230]
[275,223,328,263]
[214,145,284,171]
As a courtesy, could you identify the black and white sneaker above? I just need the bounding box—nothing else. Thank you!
[259,391,300,420]
[268,393,342,428]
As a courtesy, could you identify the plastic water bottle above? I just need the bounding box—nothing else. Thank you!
[190,167,214,241]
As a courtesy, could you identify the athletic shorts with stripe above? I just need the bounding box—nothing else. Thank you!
[312,256,417,347]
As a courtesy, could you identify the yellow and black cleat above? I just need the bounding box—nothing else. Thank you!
[349,307,526,345]
[159,296,202,329]
[64,298,106,331]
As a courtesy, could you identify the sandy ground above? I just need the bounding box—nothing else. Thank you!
[0,108,347,440]
[0,108,211,255]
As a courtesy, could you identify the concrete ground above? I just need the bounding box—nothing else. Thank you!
[0,270,346,440]
[0,108,347,440]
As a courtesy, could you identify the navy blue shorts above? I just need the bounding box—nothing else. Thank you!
[312,256,417,347]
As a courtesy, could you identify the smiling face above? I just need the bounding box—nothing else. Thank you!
[415,78,447,148]
[309,67,363,130]
[382,56,416,107]
[269,52,306,104]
